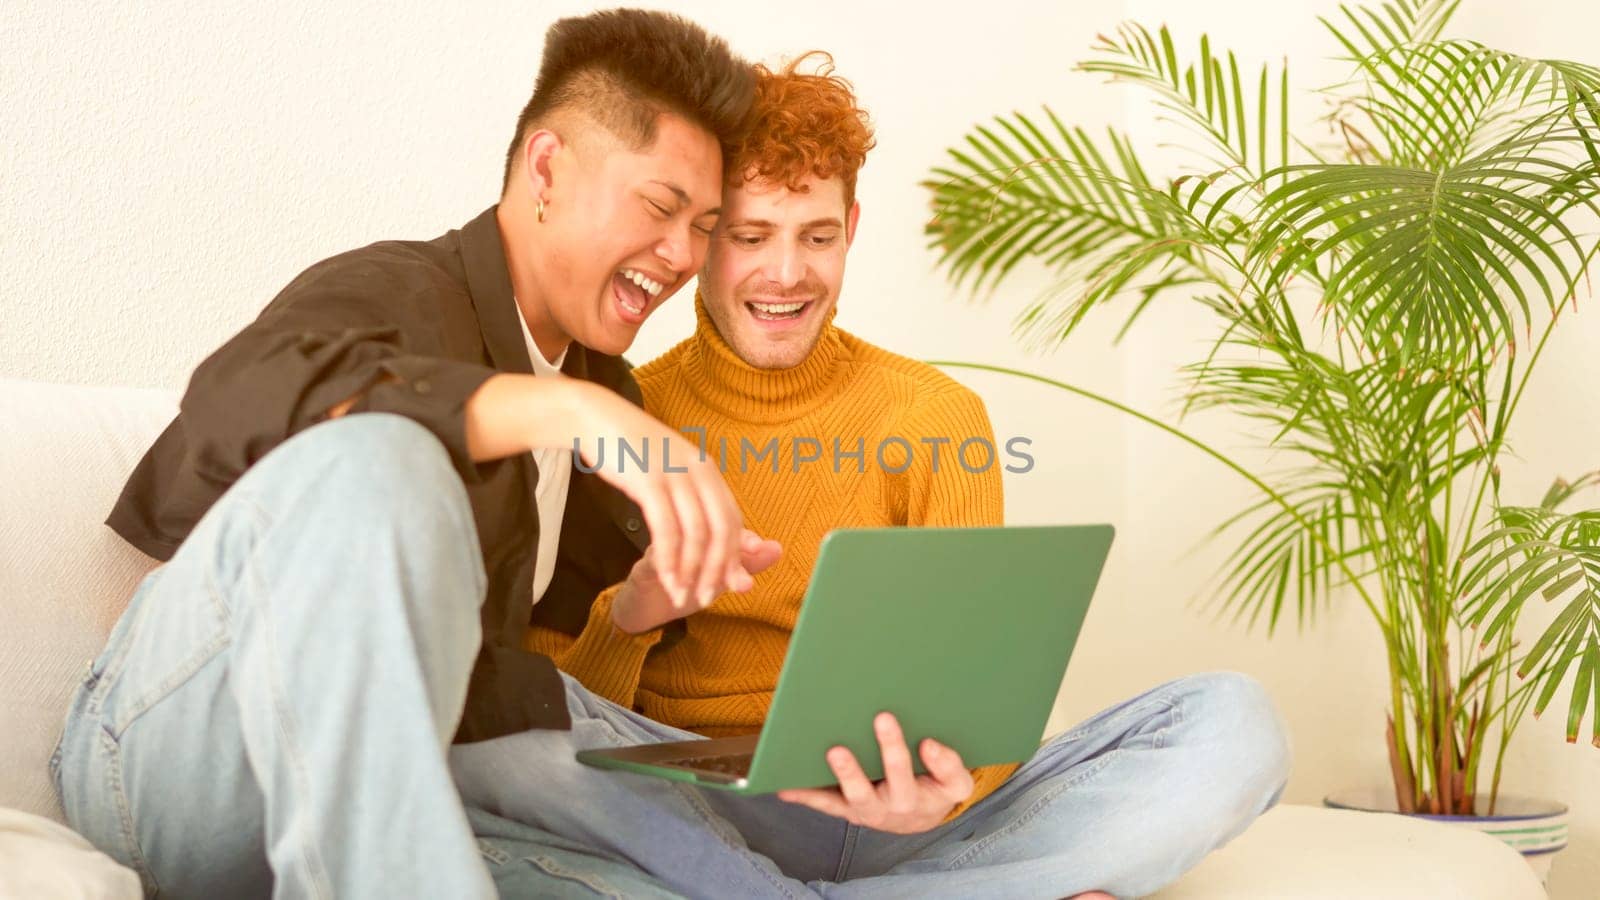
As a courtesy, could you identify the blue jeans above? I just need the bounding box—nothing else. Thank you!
[454,669,1291,899]
[53,413,1291,898]
[52,414,606,899]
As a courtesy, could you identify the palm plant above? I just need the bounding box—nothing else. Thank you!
[923,0,1600,815]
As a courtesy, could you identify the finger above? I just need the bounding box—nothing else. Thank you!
[633,547,657,581]
[635,488,682,603]
[875,713,918,813]
[666,480,707,608]
[738,538,783,578]
[920,739,976,801]
[705,477,745,597]
[726,530,759,592]
[640,545,676,596]
[695,474,734,606]
[728,530,766,589]
[725,558,754,593]
[740,528,763,552]
[776,788,854,821]
[827,746,879,813]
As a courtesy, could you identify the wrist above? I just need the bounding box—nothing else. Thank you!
[609,581,653,635]
[512,375,592,452]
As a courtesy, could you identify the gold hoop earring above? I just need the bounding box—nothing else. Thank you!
[536,199,547,223]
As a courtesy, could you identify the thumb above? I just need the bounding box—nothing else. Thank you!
[634,545,666,583]
[921,739,971,782]
[739,528,764,551]
[740,539,783,575]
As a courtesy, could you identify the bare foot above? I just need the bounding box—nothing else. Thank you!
[1066,893,1115,900]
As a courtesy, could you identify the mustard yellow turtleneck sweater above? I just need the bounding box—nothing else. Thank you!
[526,297,1015,813]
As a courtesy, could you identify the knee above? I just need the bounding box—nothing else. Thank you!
[243,413,486,613]
[1178,672,1292,802]
[263,413,475,536]
[304,413,461,494]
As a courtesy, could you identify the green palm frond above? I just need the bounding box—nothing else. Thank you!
[1325,0,1600,167]
[922,115,1249,347]
[923,115,1158,296]
[1079,23,1291,178]
[1346,43,1600,167]
[1332,40,1515,168]
[1326,0,1463,52]
[1186,340,1486,622]
[1251,130,1600,366]
[1462,492,1600,743]
[1199,481,1357,635]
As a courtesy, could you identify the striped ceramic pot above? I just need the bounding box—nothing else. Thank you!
[1325,788,1569,883]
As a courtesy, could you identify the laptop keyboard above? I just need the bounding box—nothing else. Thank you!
[666,753,755,777]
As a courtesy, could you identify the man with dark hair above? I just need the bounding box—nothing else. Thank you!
[503,8,752,192]
[52,9,759,898]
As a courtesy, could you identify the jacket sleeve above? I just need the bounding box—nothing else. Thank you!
[176,252,499,489]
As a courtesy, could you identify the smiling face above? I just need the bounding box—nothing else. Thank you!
[698,174,860,369]
[508,111,724,358]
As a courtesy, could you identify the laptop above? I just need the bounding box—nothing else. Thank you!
[575,524,1114,793]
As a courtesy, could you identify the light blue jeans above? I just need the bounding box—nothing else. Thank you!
[53,414,1291,899]
[53,415,501,899]
[456,669,1291,899]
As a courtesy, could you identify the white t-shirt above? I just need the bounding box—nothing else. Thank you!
[513,301,572,606]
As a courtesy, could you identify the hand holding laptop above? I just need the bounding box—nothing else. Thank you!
[612,528,784,634]
[778,711,975,834]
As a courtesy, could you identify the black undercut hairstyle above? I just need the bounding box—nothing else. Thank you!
[501,8,756,192]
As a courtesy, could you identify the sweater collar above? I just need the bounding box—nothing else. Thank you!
[680,291,848,424]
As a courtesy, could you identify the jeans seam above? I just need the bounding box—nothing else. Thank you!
[106,633,230,738]
[246,536,337,900]
[85,580,152,718]
[1054,681,1189,745]
[85,660,114,716]
[98,528,233,736]
[1157,691,1184,751]
[48,743,64,794]
[527,853,625,898]
[101,726,159,896]
[586,716,802,899]
[671,783,805,899]
[834,824,860,882]
[477,840,512,867]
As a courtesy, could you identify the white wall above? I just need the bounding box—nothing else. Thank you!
[3,1,1596,896]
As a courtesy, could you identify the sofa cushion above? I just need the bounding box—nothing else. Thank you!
[1148,804,1546,899]
[0,379,176,821]
[0,806,140,898]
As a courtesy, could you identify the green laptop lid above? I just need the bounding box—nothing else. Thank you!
[742,524,1113,793]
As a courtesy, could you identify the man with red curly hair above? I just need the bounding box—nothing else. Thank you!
[462,53,1291,898]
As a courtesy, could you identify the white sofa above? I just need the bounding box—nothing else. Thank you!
[0,377,1550,899]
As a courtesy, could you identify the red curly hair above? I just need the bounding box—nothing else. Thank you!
[728,51,876,207]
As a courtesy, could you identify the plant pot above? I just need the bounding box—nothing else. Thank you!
[1324,787,1569,884]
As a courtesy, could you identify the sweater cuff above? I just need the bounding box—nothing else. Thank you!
[546,584,663,708]
[587,584,666,650]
